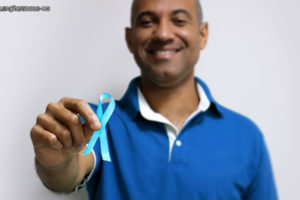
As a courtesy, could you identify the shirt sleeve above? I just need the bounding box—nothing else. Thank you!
[245,132,278,200]
[73,149,99,191]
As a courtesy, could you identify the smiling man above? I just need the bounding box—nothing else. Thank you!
[125,0,208,131]
[30,0,278,199]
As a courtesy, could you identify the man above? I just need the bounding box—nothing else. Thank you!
[30,0,278,199]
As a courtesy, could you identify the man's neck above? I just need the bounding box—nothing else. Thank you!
[139,74,199,131]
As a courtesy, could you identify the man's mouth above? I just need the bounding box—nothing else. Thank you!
[146,49,181,60]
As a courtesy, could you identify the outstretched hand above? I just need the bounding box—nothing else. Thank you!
[30,97,101,168]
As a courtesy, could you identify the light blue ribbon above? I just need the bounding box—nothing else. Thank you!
[83,93,115,162]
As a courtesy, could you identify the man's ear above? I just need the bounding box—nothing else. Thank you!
[199,22,209,50]
[125,27,133,53]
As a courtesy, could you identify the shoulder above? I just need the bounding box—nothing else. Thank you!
[215,104,269,167]
[218,104,261,132]
[213,103,265,146]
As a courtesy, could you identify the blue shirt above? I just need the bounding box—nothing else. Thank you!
[85,77,277,200]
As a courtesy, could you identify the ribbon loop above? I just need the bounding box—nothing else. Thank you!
[83,93,115,162]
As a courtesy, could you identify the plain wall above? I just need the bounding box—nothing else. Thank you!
[1,0,299,199]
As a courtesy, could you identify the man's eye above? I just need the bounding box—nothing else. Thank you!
[139,20,153,27]
[174,19,187,26]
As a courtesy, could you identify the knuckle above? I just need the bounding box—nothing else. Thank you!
[46,102,57,113]
[87,114,96,124]
[52,124,61,134]
[59,129,71,140]
[30,125,38,133]
[36,114,46,124]
[30,126,44,145]
[75,99,86,109]
[48,134,58,146]
[69,114,81,126]
[30,125,39,139]
[59,96,69,103]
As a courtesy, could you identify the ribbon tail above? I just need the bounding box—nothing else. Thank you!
[83,128,103,155]
[100,128,111,162]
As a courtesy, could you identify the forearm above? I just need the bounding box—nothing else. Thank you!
[35,155,83,193]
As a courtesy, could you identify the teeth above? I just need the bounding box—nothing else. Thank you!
[154,50,175,55]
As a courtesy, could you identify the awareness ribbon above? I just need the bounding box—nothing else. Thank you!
[83,93,115,162]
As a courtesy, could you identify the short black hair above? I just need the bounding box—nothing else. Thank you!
[130,0,203,26]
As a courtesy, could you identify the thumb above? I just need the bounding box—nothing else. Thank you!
[83,122,100,142]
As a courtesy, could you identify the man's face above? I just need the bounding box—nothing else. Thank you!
[126,0,208,87]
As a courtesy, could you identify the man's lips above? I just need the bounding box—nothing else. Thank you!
[146,48,182,60]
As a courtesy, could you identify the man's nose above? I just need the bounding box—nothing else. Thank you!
[152,20,174,42]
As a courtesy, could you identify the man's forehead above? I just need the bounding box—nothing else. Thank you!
[132,0,196,14]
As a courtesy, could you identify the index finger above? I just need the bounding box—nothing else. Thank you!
[59,97,101,130]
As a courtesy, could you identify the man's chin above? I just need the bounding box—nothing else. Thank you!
[141,71,187,89]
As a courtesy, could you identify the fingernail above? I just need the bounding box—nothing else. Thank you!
[91,116,101,130]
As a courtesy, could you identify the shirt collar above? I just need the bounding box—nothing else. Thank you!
[138,81,211,123]
[119,76,222,121]
[194,77,223,117]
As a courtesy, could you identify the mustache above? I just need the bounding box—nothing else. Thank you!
[146,38,182,50]
[147,37,174,47]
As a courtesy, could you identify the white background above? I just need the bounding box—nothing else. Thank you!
[0,0,299,199]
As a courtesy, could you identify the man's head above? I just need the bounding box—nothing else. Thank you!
[126,0,209,88]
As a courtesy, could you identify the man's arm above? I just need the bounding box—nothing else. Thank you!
[30,97,101,192]
[245,133,278,200]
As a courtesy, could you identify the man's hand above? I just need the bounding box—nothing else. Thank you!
[30,97,101,191]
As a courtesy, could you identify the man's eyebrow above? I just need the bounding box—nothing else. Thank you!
[136,11,155,22]
[172,9,192,20]
[135,9,192,24]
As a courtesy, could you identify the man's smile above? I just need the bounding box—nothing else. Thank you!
[146,48,182,60]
